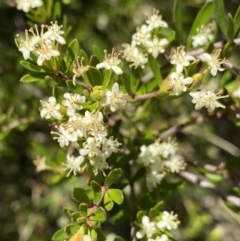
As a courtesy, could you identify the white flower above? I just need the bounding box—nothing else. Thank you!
[159,139,178,158]
[80,137,102,157]
[82,111,107,137]
[138,145,156,167]
[63,154,84,177]
[40,96,63,120]
[157,211,180,230]
[170,46,195,73]
[199,49,225,76]
[168,72,193,95]
[62,93,86,116]
[122,42,137,62]
[16,0,43,12]
[96,49,123,75]
[33,156,47,172]
[122,43,148,69]
[72,57,90,85]
[35,39,60,66]
[30,0,42,8]
[189,89,228,112]
[43,21,66,45]
[192,24,214,48]
[51,124,79,147]
[232,86,240,98]
[89,154,109,175]
[101,136,121,157]
[146,9,168,31]
[101,83,127,112]
[145,37,169,58]
[83,235,92,241]
[165,155,186,173]
[132,25,151,45]
[146,170,164,186]
[17,30,39,60]
[136,216,157,239]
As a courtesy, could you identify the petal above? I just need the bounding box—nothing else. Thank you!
[37,55,45,66]
[96,62,106,69]
[142,215,150,225]
[199,53,212,62]
[112,65,123,75]
[183,77,193,85]
[136,230,144,239]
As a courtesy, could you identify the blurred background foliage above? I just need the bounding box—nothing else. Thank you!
[0,0,240,240]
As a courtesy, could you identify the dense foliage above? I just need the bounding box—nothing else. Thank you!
[1,0,240,241]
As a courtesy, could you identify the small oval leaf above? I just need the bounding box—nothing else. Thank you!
[108,189,124,205]
[104,168,122,188]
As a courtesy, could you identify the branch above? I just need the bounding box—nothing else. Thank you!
[180,171,240,207]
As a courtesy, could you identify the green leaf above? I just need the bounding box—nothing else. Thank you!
[95,228,106,241]
[227,13,234,42]
[64,223,81,235]
[89,55,100,67]
[167,31,176,42]
[104,168,122,188]
[148,54,162,87]
[53,1,61,20]
[187,59,201,76]
[104,193,114,211]
[114,236,126,241]
[65,39,79,71]
[149,201,163,219]
[87,166,104,184]
[92,45,103,61]
[130,72,140,92]
[72,187,91,204]
[79,49,89,64]
[92,207,106,222]
[173,0,184,43]
[233,5,240,35]
[121,73,131,94]
[52,228,70,241]
[87,67,103,86]
[205,173,223,183]
[20,73,45,83]
[221,42,236,59]
[214,0,228,38]
[109,210,125,224]
[45,0,53,18]
[91,180,102,204]
[63,208,74,219]
[108,189,124,205]
[20,61,45,72]
[187,1,214,48]
[78,203,88,217]
[136,210,145,222]
[71,211,82,221]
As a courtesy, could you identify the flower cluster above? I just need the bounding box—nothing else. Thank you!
[15,0,43,12]
[40,83,126,176]
[136,213,180,241]
[167,46,195,95]
[122,9,169,69]
[192,23,215,48]
[16,22,66,66]
[189,89,228,112]
[138,139,186,186]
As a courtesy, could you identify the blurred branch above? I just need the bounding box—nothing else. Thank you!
[2,117,35,132]
[180,171,240,207]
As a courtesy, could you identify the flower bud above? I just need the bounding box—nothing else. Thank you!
[90,86,105,101]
